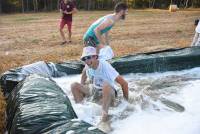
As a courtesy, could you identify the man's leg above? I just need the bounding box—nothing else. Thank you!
[97,83,115,133]
[71,82,90,103]
[66,21,72,42]
[59,19,67,44]
[101,82,115,122]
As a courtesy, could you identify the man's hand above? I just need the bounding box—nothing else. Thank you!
[64,11,71,14]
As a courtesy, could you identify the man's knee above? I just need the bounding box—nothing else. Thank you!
[102,82,115,96]
[71,82,80,92]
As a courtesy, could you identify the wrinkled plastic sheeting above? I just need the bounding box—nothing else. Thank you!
[6,74,104,134]
[53,60,84,76]
[111,47,200,74]
[0,61,53,97]
[2,47,200,97]
[0,68,26,97]
[0,61,84,97]
[53,47,200,75]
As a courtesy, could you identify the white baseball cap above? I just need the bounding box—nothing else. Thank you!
[81,46,97,60]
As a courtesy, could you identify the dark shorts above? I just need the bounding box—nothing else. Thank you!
[60,19,72,32]
[84,36,98,47]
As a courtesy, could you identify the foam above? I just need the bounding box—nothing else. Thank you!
[53,67,200,134]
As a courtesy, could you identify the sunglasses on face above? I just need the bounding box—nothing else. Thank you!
[81,55,93,62]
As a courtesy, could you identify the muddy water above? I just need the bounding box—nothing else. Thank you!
[53,67,200,134]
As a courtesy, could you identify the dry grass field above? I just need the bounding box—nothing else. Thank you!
[0,9,200,133]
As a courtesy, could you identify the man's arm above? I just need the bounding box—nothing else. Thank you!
[80,68,87,85]
[64,7,78,14]
[60,9,63,12]
[72,7,78,14]
[115,75,128,100]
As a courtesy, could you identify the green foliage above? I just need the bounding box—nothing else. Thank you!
[0,0,200,13]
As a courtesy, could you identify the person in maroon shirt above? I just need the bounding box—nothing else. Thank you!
[59,0,77,45]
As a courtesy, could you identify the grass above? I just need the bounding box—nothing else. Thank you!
[14,17,41,22]
[176,29,182,33]
[0,9,200,133]
[0,91,6,134]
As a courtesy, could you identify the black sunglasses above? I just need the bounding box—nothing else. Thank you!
[81,55,93,62]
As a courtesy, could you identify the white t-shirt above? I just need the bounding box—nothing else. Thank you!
[85,60,119,89]
[195,22,200,33]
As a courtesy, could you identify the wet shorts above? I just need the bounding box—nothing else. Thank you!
[88,85,118,102]
[84,36,98,47]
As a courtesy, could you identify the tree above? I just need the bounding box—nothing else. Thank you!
[26,0,29,12]
[185,0,189,8]
[49,0,53,10]
[44,0,47,11]
[33,0,38,12]
[0,0,2,13]
[21,0,24,13]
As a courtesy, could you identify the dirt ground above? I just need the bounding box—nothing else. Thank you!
[0,9,200,133]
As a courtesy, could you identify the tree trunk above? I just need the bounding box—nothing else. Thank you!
[185,0,189,8]
[84,0,87,10]
[26,0,29,12]
[0,0,2,13]
[22,0,24,13]
[133,0,135,8]
[191,0,194,7]
[152,0,155,8]
[44,0,47,11]
[88,0,92,10]
[50,0,53,11]
[57,0,60,10]
[33,0,38,12]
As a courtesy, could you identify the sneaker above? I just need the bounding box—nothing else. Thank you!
[97,121,112,133]
[60,41,67,45]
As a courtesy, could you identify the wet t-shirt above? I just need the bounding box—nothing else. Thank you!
[85,60,119,89]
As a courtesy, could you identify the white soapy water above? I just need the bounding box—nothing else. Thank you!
[53,67,200,134]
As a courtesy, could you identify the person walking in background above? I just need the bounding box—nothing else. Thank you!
[191,19,200,46]
[71,46,129,133]
[83,2,128,58]
[59,0,77,45]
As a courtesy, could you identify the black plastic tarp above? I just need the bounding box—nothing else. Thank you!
[6,74,104,134]
[52,47,200,75]
[111,47,200,74]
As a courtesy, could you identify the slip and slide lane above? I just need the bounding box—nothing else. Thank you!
[1,47,200,134]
